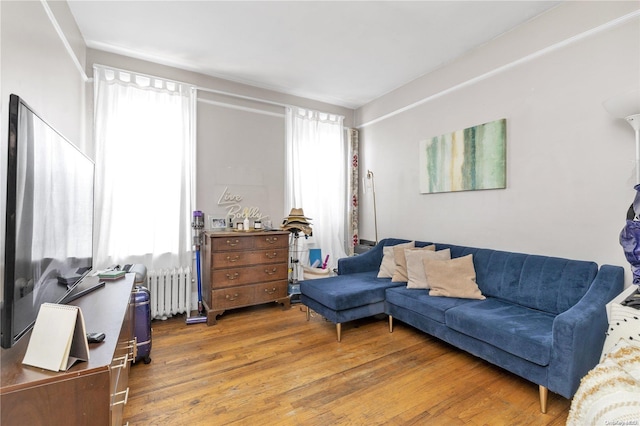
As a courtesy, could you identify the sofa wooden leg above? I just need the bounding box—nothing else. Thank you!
[306,306,310,321]
[389,316,393,333]
[336,323,342,342]
[539,385,548,414]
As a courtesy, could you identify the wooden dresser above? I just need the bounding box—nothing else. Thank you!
[201,230,291,324]
[1,274,135,426]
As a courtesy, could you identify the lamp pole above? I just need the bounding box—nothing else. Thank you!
[367,170,378,244]
[628,114,640,184]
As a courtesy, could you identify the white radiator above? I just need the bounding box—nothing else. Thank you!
[147,267,192,320]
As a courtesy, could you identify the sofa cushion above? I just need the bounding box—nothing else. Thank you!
[406,248,451,289]
[377,241,414,278]
[445,298,555,366]
[385,286,478,324]
[300,271,402,311]
[424,254,485,300]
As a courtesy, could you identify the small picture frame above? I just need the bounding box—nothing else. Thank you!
[209,217,227,230]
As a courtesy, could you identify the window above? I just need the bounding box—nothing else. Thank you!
[93,65,196,270]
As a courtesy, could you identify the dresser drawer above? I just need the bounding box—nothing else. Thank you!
[211,235,254,251]
[211,264,288,288]
[254,281,288,303]
[211,248,288,269]
[254,234,288,249]
[212,286,254,309]
[212,281,288,309]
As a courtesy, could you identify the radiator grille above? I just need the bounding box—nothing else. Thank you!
[147,267,192,320]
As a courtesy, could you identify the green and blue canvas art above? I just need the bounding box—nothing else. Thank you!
[419,118,506,194]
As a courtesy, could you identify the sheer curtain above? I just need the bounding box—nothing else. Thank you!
[285,107,347,270]
[93,65,196,271]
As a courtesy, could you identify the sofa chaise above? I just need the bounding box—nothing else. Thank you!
[299,238,624,413]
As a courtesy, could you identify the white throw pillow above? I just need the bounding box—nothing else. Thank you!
[392,245,435,282]
[377,241,414,278]
[406,248,451,288]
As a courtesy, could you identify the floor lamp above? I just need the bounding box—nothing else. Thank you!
[366,170,379,244]
[603,88,640,183]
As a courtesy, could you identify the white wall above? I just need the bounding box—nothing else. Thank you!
[0,1,87,150]
[355,2,640,285]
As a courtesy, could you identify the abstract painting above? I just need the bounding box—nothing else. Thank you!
[419,119,506,194]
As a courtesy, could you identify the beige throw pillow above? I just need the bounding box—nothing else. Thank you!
[377,241,414,278]
[406,248,451,289]
[424,254,485,300]
[392,244,435,282]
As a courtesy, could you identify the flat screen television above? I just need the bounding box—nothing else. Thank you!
[1,94,95,349]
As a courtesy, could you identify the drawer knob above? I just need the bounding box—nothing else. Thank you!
[265,237,279,244]
[264,287,277,295]
[265,252,278,259]
[226,239,240,246]
[226,293,239,301]
[226,255,240,262]
[226,272,240,280]
[264,267,277,275]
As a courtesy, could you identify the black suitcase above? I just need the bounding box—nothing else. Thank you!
[132,285,152,364]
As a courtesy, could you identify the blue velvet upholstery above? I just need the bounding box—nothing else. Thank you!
[430,243,599,315]
[300,271,401,311]
[384,286,476,323]
[300,237,625,401]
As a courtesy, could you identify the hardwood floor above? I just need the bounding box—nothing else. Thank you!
[123,303,570,425]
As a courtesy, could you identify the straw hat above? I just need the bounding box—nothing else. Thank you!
[281,208,313,235]
[284,208,312,224]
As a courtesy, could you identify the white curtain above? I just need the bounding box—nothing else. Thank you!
[93,65,196,271]
[285,107,347,271]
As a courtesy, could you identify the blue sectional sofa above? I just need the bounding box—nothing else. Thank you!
[299,238,624,413]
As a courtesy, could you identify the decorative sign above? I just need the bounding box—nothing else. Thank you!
[217,186,269,222]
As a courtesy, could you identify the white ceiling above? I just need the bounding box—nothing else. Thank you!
[67,1,561,109]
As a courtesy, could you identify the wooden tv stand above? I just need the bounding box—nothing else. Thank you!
[0,274,136,426]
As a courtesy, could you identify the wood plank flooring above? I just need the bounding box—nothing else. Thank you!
[123,303,570,425]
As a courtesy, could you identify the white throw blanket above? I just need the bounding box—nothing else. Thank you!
[567,339,640,425]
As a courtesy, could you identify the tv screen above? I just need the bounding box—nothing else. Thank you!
[1,94,94,349]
